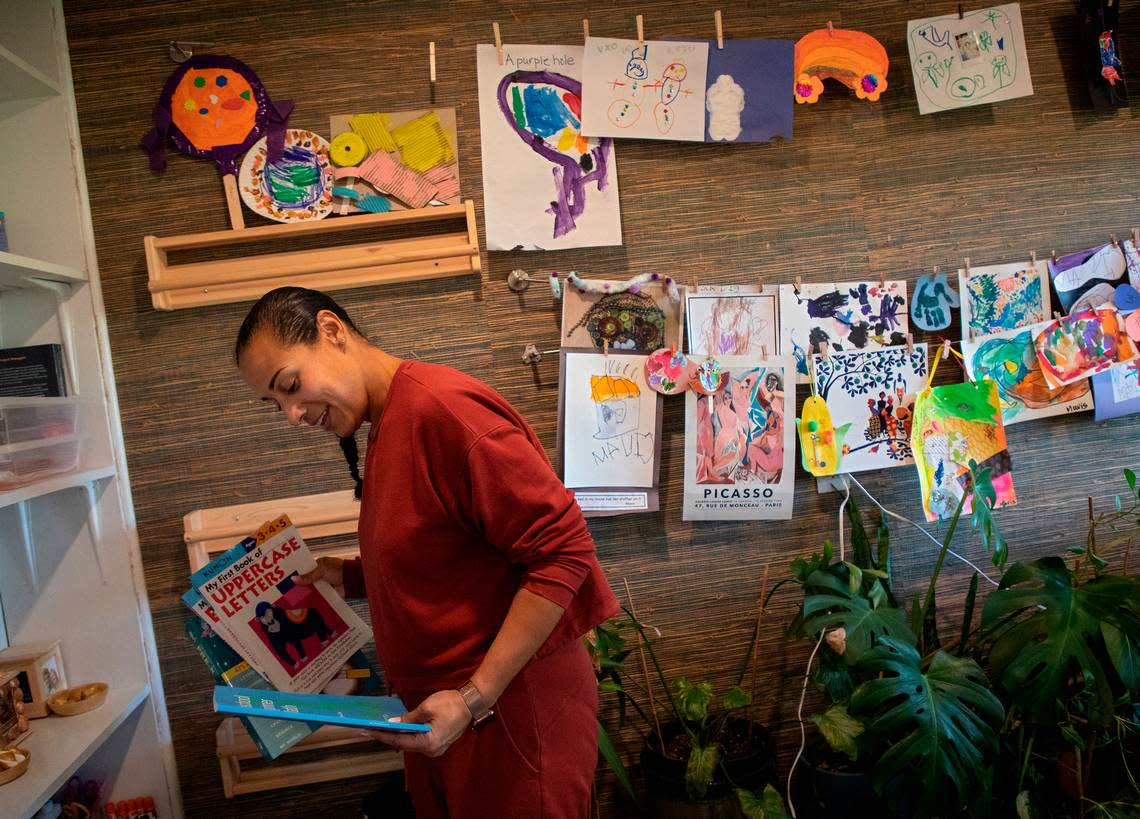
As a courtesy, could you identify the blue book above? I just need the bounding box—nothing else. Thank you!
[214,686,431,733]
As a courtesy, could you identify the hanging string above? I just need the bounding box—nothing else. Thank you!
[836,474,851,563]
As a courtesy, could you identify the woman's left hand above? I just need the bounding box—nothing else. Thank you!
[363,689,472,758]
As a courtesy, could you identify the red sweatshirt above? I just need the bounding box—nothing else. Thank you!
[342,361,619,693]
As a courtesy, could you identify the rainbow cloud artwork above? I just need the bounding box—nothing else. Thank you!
[477,44,622,251]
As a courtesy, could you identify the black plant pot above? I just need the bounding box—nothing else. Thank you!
[788,736,899,819]
[640,719,776,819]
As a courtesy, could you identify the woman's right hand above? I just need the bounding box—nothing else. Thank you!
[296,556,346,597]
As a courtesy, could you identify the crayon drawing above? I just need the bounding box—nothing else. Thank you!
[962,321,1093,425]
[1034,308,1140,389]
[911,379,1017,523]
[683,356,795,520]
[477,44,622,251]
[959,260,1050,341]
[1092,361,1140,420]
[811,346,928,473]
[581,37,709,141]
[685,285,779,357]
[907,3,1033,114]
[779,281,909,384]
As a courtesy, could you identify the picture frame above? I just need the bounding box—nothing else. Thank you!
[0,670,29,743]
[0,641,67,719]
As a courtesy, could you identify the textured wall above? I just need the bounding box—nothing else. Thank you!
[63,0,1139,815]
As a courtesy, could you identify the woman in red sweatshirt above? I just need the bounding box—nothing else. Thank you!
[234,287,619,819]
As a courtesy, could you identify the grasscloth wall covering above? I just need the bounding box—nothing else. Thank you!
[63,1,1137,816]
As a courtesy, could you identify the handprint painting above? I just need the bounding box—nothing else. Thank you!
[911,272,959,331]
[477,44,622,251]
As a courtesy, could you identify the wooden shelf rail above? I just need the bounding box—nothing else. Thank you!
[145,201,480,310]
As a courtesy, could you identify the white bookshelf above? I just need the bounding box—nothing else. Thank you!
[0,1,181,816]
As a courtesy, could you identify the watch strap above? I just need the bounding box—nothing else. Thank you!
[458,680,495,728]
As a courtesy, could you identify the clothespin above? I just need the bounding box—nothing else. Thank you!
[603,338,610,357]
[958,4,965,19]
[761,344,769,357]
[794,275,802,295]
[428,42,437,85]
[906,333,915,355]
[1110,233,1119,249]
[878,271,886,288]
[583,18,590,41]
[493,22,503,65]
[963,256,971,276]
[714,10,724,49]
[941,338,951,360]
[827,20,835,37]
[1051,249,1059,264]
[1132,227,1139,246]
[932,264,940,277]
[636,14,645,46]
[1030,250,1036,267]
[757,277,765,291]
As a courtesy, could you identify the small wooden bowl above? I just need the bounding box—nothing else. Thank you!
[47,682,108,716]
[0,747,30,786]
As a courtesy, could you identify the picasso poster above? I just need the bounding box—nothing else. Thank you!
[1034,308,1140,388]
[958,260,1050,341]
[779,281,909,384]
[1092,361,1140,421]
[810,346,928,474]
[685,285,779,357]
[907,3,1033,114]
[962,321,1093,425]
[559,352,660,514]
[683,356,795,520]
[688,39,793,142]
[1048,242,1129,313]
[476,44,622,251]
[328,109,460,215]
[580,37,709,141]
[562,278,685,354]
[912,379,1017,523]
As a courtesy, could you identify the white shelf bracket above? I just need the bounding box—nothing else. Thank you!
[83,479,109,585]
[17,499,38,590]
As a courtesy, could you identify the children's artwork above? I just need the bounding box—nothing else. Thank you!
[911,379,1017,522]
[911,272,960,331]
[779,281,909,384]
[962,321,1093,425]
[683,356,795,520]
[238,130,333,222]
[686,285,779,357]
[1034,308,1139,388]
[1092,360,1140,420]
[581,37,709,141]
[562,277,684,354]
[645,348,696,395]
[476,45,621,251]
[1080,0,1129,110]
[959,260,1050,341]
[797,396,843,477]
[907,4,1033,114]
[793,28,889,104]
[559,352,660,514]
[684,39,793,142]
[1048,243,1129,313]
[811,346,929,474]
[328,109,460,214]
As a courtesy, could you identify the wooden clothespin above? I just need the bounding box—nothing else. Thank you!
[906,333,915,355]
[963,256,971,276]
[794,275,802,295]
[1110,233,1119,249]
[827,20,835,37]
[693,275,700,291]
[583,18,590,41]
[1051,249,1059,264]
[493,22,503,65]
[958,4,965,19]
[941,338,951,359]
[1132,227,1139,246]
[714,10,724,49]
[932,264,940,277]
[428,42,437,85]
[757,277,765,292]
[1030,250,1036,267]
[636,14,645,46]
[878,271,886,288]
[603,338,610,357]
[761,344,769,357]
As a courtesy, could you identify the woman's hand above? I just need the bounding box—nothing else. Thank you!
[362,690,472,758]
[296,556,345,597]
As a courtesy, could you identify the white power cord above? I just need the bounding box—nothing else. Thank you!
[787,629,827,819]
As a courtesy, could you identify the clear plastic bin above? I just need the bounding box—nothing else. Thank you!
[0,397,79,447]
[0,434,82,489]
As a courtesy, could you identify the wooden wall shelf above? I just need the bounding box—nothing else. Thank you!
[145,201,480,311]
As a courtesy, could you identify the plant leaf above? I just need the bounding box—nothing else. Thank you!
[803,568,916,663]
[736,784,791,819]
[1125,467,1137,498]
[1101,621,1140,690]
[957,572,979,657]
[722,686,751,712]
[981,557,1140,727]
[1060,724,1086,750]
[675,679,713,723]
[813,642,856,702]
[685,742,719,801]
[850,637,1004,815]
[810,704,863,760]
[846,494,873,570]
[597,720,636,799]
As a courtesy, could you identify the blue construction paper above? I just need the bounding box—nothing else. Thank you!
[680,39,793,143]
[1092,361,1140,420]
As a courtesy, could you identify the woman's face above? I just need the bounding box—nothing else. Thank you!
[238,313,369,438]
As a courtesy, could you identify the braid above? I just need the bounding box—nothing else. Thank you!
[339,434,363,500]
